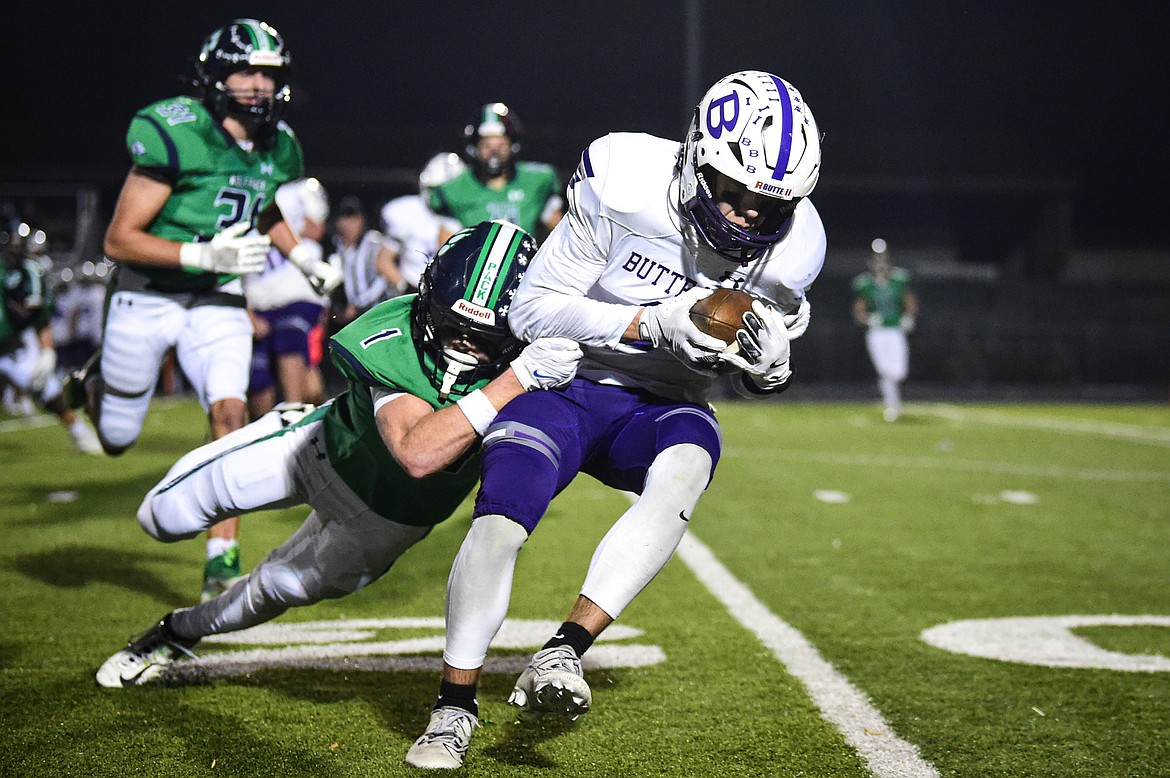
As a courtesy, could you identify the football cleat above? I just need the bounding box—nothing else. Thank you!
[62,349,101,411]
[405,705,479,769]
[95,615,199,688]
[507,645,592,720]
[69,419,103,455]
[201,545,242,603]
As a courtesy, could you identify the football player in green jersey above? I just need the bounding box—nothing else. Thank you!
[430,103,564,245]
[0,223,101,453]
[95,221,582,697]
[851,239,920,421]
[68,19,341,600]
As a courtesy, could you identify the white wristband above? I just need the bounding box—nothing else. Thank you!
[455,389,498,437]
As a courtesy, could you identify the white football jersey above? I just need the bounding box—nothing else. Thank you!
[245,180,332,311]
[509,132,826,404]
[380,194,460,289]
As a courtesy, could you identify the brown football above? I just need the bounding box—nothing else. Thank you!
[689,287,757,347]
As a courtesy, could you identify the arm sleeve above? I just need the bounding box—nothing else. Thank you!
[509,137,640,349]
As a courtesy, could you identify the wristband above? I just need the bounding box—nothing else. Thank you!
[455,389,498,436]
[178,241,205,270]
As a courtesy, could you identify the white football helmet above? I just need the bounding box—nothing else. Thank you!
[419,152,467,201]
[678,71,821,263]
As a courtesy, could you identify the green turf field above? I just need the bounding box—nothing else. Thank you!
[2,399,1168,777]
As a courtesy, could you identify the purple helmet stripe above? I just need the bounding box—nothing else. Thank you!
[769,74,794,181]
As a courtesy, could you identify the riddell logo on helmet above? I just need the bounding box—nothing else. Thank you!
[754,181,793,197]
[454,299,495,325]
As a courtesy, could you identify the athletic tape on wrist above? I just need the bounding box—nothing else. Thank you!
[456,389,498,437]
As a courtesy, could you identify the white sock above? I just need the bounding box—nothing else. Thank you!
[581,444,711,619]
[442,514,528,670]
[206,537,237,559]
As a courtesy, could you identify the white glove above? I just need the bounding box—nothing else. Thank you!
[28,347,57,393]
[179,222,269,274]
[720,300,792,391]
[636,286,726,365]
[510,337,583,391]
[288,243,343,296]
[866,312,883,329]
[899,314,916,334]
[782,299,812,339]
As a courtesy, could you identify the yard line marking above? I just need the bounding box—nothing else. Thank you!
[723,448,1170,484]
[918,404,1170,447]
[677,532,939,778]
[0,415,56,434]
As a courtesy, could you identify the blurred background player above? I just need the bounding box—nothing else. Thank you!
[0,221,101,453]
[429,103,564,245]
[94,221,581,691]
[52,260,107,375]
[851,238,919,421]
[379,152,465,293]
[245,177,336,419]
[332,195,403,322]
[66,18,339,601]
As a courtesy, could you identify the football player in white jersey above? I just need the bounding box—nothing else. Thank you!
[244,177,336,420]
[380,152,466,292]
[407,71,825,769]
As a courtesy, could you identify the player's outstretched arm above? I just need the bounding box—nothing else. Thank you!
[377,337,581,478]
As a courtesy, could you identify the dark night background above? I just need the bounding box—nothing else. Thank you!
[3,2,1169,392]
[6,2,1169,253]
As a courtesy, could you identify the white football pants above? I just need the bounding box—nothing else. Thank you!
[98,291,252,450]
[0,328,63,404]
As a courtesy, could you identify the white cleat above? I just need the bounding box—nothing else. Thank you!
[69,419,103,455]
[405,706,479,769]
[508,645,592,720]
[95,617,199,688]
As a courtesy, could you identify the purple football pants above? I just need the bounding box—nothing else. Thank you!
[474,378,722,533]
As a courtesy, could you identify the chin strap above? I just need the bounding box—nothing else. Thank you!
[437,349,479,402]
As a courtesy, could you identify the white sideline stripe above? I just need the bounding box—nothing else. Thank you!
[677,532,939,778]
[918,403,1170,447]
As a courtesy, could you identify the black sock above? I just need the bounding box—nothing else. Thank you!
[542,621,595,658]
[435,679,478,717]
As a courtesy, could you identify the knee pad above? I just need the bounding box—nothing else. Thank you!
[256,562,313,609]
[474,421,563,533]
[137,490,199,543]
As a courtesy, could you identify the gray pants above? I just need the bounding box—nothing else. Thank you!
[136,409,432,640]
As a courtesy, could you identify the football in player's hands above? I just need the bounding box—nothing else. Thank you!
[688,288,757,349]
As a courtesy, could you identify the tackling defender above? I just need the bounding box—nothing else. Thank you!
[96,220,582,689]
[68,19,341,600]
[407,71,826,769]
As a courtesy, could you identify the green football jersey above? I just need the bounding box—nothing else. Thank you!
[116,96,304,294]
[321,295,491,526]
[428,162,561,235]
[852,268,912,327]
[1,259,55,351]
